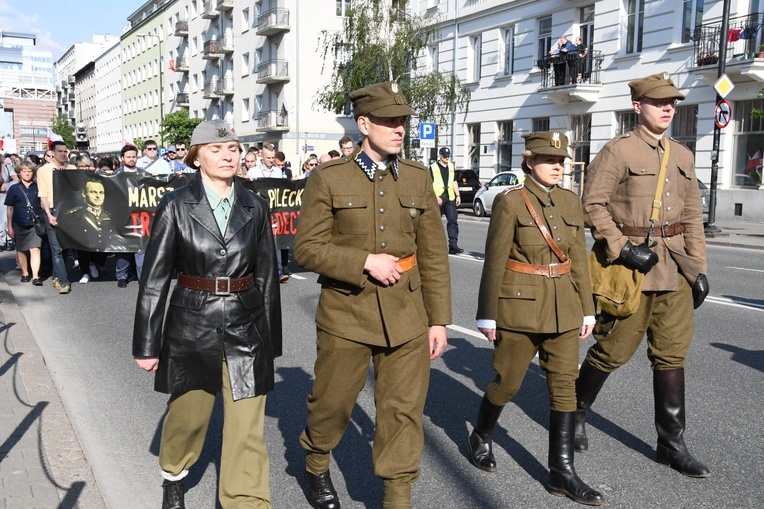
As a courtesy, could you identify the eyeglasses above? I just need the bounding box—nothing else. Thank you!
[145,147,157,151]
[307,163,318,167]
[641,98,678,108]
[176,147,187,151]
[45,154,54,158]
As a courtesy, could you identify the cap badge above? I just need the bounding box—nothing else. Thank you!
[217,127,229,138]
[552,132,561,149]
[663,71,670,80]
[391,82,399,93]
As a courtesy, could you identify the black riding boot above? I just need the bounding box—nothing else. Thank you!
[574,360,610,452]
[654,368,710,478]
[305,470,341,509]
[161,479,185,509]
[467,394,504,472]
[547,411,605,506]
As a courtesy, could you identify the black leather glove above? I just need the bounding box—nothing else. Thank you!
[692,274,709,309]
[619,240,659,274]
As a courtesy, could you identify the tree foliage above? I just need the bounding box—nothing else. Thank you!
[51,112,75,149]
[159,109,203,146]
[315,0,470,153]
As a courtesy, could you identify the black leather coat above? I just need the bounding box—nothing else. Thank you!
[132,176,282,401]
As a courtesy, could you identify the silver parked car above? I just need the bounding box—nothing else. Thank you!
[472,171,525,217]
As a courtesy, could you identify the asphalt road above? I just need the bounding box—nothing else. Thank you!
[2,213,763,508]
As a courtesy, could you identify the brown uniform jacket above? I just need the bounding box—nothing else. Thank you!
[294,152,452,347]
[476,177,594,334]
[583,124,707,291]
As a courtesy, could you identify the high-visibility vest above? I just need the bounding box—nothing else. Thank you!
[430,161,455,200]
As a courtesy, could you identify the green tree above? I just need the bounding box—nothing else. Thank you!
[159,109,203,147]
[51,112,75,149]
[315,0,470,155]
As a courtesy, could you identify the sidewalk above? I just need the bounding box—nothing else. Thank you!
[0,268,105,509]
[703,219,764,250]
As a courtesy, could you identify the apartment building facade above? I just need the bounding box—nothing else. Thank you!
[416,0,764,221]
[94,41,124,154]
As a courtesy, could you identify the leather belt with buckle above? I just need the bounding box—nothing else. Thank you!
[177,273,255,295]
[618,223,686,237]
[505,259,571,278]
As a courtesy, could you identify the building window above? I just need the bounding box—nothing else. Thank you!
[538,16,553,62]
[733,99,764,188]
[625,0,645,54]
[467,123,481,172]
[191,36,198,56]
[616,110,638,135]
[501,27,515,75]
[242,98,250,122]
[671,105,698,154]
[242,52,250,76]
[428,44,439,72]
[570,114,592,182]
[336,0,351,17]
[682,0,704,44]
[498,121,513,172]
[242,7,250,32]
[532,117,550,132]
[580,5,595,51]
[470,35,482,81]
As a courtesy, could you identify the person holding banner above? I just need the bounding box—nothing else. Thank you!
[294,81,451,509]
[133,120,282,509]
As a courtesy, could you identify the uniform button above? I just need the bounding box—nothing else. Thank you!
[665,178,670,183]
[381,242,387,248]
[547,203,552,207]
[411,201,416,206]
[216,327,223,333]
[515,291,521,296]
[549,214,554,219]
[219,249,227,255]
[379,208,385,214]
[379,175,384,181]
[348,201,352,206]
[553,225,558,230]
[667,206,672,211]
[557,237,562,242]
[380,225,386,231]
[665,192,670,196]
[641,168,646,173]
[379,191,385,197]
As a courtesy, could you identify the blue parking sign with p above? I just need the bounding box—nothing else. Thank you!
[420,122,435,140]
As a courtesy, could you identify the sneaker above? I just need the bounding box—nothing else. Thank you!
[52,277,62,290]
[89,264,99,279]
[21,274,31,283]
[32,278,43,286]
[279,274,289,283]
[58,283,71,295]
[118,279,128,288]
[79,274,90,284]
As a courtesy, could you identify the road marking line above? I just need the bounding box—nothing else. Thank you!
[725,266,764,274]
[706,296,764,312]
[447,324,487,340]
[288,273,307,280]
[449,253,484,262]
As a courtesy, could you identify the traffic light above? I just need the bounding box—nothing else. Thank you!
[75,123,88,149]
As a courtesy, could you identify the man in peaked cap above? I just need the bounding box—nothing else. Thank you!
[294,81,452,509]
[577,72,711,478]
[430,146,464,254]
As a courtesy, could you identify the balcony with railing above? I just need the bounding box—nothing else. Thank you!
[256,60,290,84]
[256,110,289,131]
[176,92,189,106]
[203,39,221,60]
[68,109,76,119]
[535,50,604,103]
[692,13,764,81]
[68,92,75,101]
[219,77,235,95]
[202,0,219,19]
[219,33,234,53]
[256,9,290,36]
[175,56,189,72]
[203,81,220,99]
[175,19,189,36]
[217,0,234,11]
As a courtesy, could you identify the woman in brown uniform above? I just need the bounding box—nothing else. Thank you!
[467,131,603,506]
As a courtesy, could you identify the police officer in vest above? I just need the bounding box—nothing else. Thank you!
[430,147,463,254]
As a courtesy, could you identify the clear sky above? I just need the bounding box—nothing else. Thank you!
[0,0,134,60]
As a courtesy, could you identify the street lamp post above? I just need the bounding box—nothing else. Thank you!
[137,33,164,146]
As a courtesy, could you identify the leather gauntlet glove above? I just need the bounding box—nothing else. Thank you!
[692,274,709,309]
[619,240,659,274]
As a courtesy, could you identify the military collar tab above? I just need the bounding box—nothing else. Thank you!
[354,150,399,181]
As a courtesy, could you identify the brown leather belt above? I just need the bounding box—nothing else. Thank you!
[618,223,686,237]
[506,259,571,278]
[177,273,255,295]
[397,253,417,272]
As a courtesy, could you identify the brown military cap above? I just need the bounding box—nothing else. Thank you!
[522,131,570,158]
[348,81,416,119]
[190,119,238,147]
[629,72,686,102]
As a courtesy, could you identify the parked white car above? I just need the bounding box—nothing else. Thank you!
[472,171,525,217]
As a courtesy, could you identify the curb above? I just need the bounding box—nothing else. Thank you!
[0,271,106,509]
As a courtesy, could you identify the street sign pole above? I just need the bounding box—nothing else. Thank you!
[706,0,731,236]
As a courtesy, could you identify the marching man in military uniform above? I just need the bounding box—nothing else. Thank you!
[294,82,452,509]
[468,131,603,506]
[576,72,710,478]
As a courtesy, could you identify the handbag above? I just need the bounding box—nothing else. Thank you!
[20,185,47,238]
[587,140,670,317]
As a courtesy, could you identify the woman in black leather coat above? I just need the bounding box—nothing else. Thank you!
[133,120,282,509]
